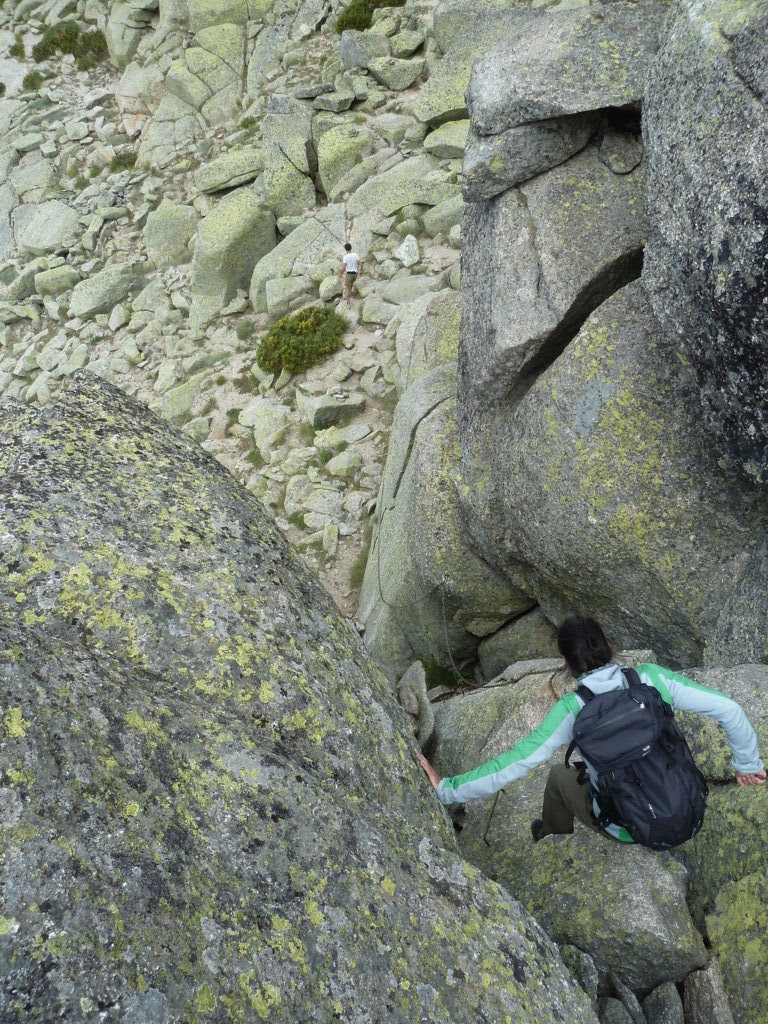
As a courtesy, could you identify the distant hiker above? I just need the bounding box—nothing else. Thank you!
[339,242,362,306]
[414,615,765,849]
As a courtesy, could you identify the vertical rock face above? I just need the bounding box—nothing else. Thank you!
[0,374,598,1024]
[643,0,768,490]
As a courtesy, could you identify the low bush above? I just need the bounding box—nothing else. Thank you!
[108,151,137,173]
[256,306,347,375]
[9,34,24,59]
[235,320,255,341]
[0,83,5,98]
[32,21,107,63]
[22,70,45,91]
[335,0,405,33]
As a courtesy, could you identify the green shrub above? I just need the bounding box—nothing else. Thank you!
[32,21,107,62]
[287,510,306,529]
[89,165,101,178]
[22,70,45,91]
[235,320,255,341]
[109,151,137,173]
[240,116,257,131]
[9,34,24,59]
[256,306,347,375]
[224,408,243,433]
[335,0,405,33]
[0,83,5,98]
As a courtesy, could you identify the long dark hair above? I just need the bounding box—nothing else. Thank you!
[557,615,614,675]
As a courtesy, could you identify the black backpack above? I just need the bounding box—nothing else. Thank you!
[565,668,708,849]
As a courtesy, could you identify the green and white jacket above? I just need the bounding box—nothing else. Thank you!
[436,662,764,841]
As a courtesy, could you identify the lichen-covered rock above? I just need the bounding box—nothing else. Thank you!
[12,200,80,256]
[477,607,559,681]
[346,155,457,219]
[106,0,157,68]
[69,262,146,319]
[458,280,768,667]
[467,2,664,136]
[249,204,346,314]
[683,962,736,1024]
[394,287,461,391]
[643,0,768,489]
[461,114,596,201]
[190,186,276,323]
[143,199,198,269]
[0,373,600,1024]
[460,141,645,423]
[359,366,534,678]
[706,872,767,1024]
[193,147,263,194]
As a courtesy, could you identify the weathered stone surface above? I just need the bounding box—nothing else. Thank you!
[462,114,596,200]
[143,199,198,269]
[423,118,469,159]
[359,366,533,677]
[264,275,313,318]
[367,56,425,92]
[0,373,600,1024]
[409,14,514,125]
[707,872,766,1024]
[683,962,736,1024]
[191,187,276,323]
[643,0,768,489]
[642,982,684,1024]
[261,96,316,219]
[346,155,457,219]
[69,263,145,319]
[477,607,558,681]
[193,147,263,194]
[13,200,80,256]
[468,3,664,136]
[394,287,461,391]
[317,123,375,201]
[105,0,157,68]
[460,142,645,419]
[339,29,390,70]
[432,0,529,54]
[458,281,768,667]
[33,265,82,297]
[249,204,346,313]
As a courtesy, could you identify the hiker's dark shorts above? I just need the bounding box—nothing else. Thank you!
[345,271,358,281]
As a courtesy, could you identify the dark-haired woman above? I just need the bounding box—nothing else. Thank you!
[414,615,765,842]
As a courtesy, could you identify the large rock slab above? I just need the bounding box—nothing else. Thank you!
[143,199,198,269]
[458,280,768,667]
[643,0,768,489]
[468,2,664,137]
[69,262,145,319]
[249,204,346,314]
[260,96,316,219]
[0,373,600,1024]
[460,141,645,425]
[462,114,596,201]
[346,155,457,219]
[12,200,80,256]
[191,186,276,323]
[358,366,534,678]
[106,0,157,68]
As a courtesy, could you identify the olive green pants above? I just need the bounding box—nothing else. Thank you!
[540,764,604,838]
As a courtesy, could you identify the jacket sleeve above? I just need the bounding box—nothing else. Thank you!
[436,695,579,806]
[637,663,764,775]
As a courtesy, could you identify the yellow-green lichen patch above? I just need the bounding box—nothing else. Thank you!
[3,707,30,739]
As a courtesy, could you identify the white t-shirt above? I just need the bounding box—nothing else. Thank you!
[343,251,360,273]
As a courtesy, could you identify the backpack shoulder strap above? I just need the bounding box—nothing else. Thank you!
[622,666,642,688]
[565,686,594,767]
